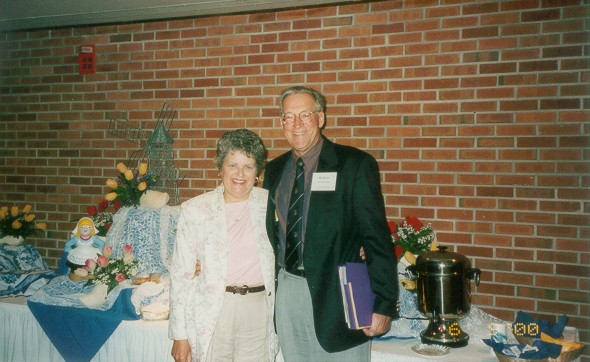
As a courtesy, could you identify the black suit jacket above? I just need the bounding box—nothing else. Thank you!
[263,136,398,353]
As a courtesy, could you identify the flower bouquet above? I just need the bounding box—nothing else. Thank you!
[0,204,47,245]
[74,245,140,294]
[104,162,157,208]
[86,199,122,237]
[389,216,438,292]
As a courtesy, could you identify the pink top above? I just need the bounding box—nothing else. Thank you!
[225,200,264,286]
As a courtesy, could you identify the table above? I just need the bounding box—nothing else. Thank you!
[371,337,498,362]
[0,297,174,362]
[1,297,502,362]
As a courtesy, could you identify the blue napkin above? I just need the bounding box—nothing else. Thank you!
[513,310,568,339]
[483,338,562,359]
[28,288,139,362]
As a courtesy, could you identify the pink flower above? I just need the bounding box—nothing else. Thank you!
[96,255,109,268]
[122,244,133,256]
[85,259,97,272]
[115,273,127,283]
[102,246,113,258]
[123,253,135,264]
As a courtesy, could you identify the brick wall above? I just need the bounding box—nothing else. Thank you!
[1,0,589,351]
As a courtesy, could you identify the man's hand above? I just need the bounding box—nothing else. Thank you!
[171,339,192,362]
[363,313,391,337]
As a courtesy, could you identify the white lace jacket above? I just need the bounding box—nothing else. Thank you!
[168,185,278,361]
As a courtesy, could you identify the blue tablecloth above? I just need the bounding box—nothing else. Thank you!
[28,288,139,362]
[26,275,141,362]
[0,244,55,297]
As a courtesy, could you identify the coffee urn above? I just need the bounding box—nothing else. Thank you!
[407,246,481,347]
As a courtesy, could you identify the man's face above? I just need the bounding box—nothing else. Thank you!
[281,93,325,157]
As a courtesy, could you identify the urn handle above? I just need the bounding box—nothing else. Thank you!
[406,264,417,278]
[466,267,481,286]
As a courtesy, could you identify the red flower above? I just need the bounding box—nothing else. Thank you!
[104,223,111,231]
[86,205,98,216]
[112,200,122,211]
[98,199,109,212]
[114,273,127,283]
[394,244,403,259]
[405,216,423,232]
[387,220,396,234]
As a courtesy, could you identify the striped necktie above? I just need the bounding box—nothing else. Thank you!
[285,157,304,272]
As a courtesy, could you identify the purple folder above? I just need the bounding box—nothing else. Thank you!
[339,262,375,330]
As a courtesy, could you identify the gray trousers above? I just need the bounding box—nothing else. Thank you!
[276,269,370,362]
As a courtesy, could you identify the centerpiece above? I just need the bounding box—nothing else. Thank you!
[381,215,439,339]
[0,204,47,246]
[389,215,438,292]
[104,162,157,208]
[74,244,140,307]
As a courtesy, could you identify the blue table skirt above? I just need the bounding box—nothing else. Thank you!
[27,276,140,362]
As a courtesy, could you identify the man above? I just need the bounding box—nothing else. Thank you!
[263,86,398,361]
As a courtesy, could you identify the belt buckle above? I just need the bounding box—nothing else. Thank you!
[236,285,248,295]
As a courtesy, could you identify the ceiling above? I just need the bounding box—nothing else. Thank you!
[0,0,359,32]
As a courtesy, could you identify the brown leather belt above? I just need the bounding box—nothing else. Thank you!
[225,285,265,295]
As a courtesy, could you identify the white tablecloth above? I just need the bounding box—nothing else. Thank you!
[0,297,174,362]
[371,337,498,362]
[1,297,504,362]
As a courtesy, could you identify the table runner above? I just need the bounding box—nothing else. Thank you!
[28,288,139,362]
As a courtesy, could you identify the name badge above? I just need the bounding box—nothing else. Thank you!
[311,172,337,191]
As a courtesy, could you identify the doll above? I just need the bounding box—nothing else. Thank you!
[64,217,105,272]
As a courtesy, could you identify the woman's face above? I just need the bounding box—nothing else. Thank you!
[220,150,258,203]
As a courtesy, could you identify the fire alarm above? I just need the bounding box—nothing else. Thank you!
[78,45,95,75]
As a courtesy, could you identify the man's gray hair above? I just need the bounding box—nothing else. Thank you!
[280,86,327,113]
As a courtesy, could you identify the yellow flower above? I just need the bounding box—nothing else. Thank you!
[138,162,148,176]
[0,209,6,219]
[430,240,440,251]
[106,178,118,189]
[36,222,47,230]
[105,192,118,201]
[25,214,36,222]
[403,251,416,264]
[10,206,19,217]
[400,279,416,291]
[23,204,32,213]
[117,162,128,173]
[11,220,22,230]
[138,182,147,191]
[124,170,134,181]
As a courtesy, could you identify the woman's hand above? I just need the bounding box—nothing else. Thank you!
[171,339,192,362]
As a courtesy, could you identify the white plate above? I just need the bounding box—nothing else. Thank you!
[411,343,451,357]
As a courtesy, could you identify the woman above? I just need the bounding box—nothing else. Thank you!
[169,129,279,362]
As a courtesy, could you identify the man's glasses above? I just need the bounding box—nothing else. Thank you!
[280,111,318,125]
